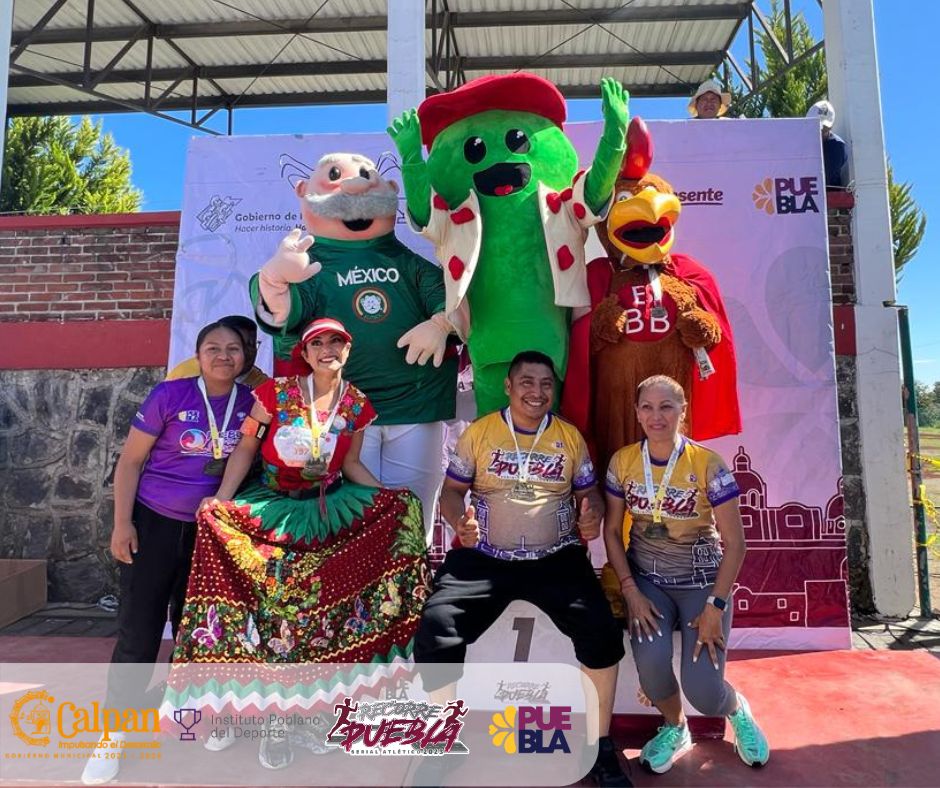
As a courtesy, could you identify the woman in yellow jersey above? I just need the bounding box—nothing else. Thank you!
[603,375,769,775]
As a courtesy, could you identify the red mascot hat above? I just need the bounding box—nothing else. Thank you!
[417,72,567,150]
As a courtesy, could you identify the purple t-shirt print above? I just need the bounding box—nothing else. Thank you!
[132,378,254,521]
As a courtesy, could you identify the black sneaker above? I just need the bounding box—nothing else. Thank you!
[258,723,294,770]
[588,736,633,787]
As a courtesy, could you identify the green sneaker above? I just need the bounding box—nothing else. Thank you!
[727,692,770,767]
[638,722,693,774]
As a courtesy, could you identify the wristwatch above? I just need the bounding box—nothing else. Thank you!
[706,595,727,612]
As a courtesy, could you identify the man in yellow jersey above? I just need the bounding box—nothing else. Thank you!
[414,350,631,787]
[167,315,268,388]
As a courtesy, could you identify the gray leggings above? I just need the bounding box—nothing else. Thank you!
[629,573,737,717]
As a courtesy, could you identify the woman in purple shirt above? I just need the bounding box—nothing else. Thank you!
[83,320,254,786]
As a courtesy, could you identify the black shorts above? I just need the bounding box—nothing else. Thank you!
[414,545,624,688]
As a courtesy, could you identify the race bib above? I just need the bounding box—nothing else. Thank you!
[273,425,314,467]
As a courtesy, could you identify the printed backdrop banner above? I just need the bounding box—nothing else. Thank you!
[172,118,848,651]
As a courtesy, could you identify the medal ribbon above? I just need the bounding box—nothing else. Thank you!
[647,266,664,315]
[641,437,683,524]
[196,377,238,460]
[505,408,549,484]
[306,375,346,459]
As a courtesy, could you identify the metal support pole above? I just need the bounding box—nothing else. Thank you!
[386,0,426,124]
[898,305,933,615]
[144,34,153,106]
[747,9,758,89]
[83,0,96,87]
[0,0,13,193]
[825,0,914,616]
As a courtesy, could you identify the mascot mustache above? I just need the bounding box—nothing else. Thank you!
[304,189,398,220]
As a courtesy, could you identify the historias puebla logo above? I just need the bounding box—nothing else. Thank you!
[753,176,820,215]
[489,705,572,755]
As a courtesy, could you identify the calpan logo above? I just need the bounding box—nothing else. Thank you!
[489,705,572,755]
[8,690,160,747]
[753,176,821,215]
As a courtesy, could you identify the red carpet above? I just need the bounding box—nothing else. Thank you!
[615,649,940,786]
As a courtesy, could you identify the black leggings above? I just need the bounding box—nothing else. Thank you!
[106,501,196,709]
[415,545,625,690]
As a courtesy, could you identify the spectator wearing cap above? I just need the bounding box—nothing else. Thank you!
[806,100,848,189]
[688,80,731,119]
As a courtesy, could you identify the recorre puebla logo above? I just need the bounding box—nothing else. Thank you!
[489,705,572,755]
[325,697,470,755]
[752,176,821,215]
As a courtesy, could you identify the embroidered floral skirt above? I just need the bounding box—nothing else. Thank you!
[161,479,431,718]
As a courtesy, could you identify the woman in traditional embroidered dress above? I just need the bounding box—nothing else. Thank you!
[165,317,430,768]
[82,320,252,786]
[604,375,769,776]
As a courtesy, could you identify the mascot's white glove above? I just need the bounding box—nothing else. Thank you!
[396,312,454,367]
[258,228,321,326]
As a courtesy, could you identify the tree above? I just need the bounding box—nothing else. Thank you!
[915,381,940,428]
[1,116,142,215]
[727,0,925,280]
[889,163,927,282]
[727,0,827,120]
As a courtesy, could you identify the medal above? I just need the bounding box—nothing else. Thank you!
[203,457,227,476]
[305,374,346,475]
[509,482,537,502]
[505,408,549,502]
[301,458,328,479]
[642,437,683,524]
[196,377,238,463]
[646,266,668,321]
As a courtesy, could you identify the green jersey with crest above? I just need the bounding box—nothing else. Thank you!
[250,233,456,425]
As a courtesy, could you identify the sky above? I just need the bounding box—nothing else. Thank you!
[81,0,937,382]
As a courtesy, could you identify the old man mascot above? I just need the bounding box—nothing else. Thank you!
[251,152,458,537]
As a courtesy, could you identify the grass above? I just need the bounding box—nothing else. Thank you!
[917,427,940,488]
[914,427,940,613]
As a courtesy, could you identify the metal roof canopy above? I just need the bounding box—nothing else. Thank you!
[6,0,763,133]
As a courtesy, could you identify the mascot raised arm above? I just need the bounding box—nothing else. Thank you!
[250,152,458,538]
[388,74,629,414]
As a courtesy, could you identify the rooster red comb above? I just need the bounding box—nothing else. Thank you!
[620,117,653,180]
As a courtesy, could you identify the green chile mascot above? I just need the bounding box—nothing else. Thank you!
[388,73,629,414]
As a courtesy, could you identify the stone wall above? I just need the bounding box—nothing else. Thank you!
[0,367,163,602]
[826,195,873,614]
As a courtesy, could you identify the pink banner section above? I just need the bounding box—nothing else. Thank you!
[174,117,848,649]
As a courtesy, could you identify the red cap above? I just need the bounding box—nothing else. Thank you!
[291,317,352,364]
[418,73,567,150]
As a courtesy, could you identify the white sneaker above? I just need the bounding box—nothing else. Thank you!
[204,726,237,752]
[80,731,124,785]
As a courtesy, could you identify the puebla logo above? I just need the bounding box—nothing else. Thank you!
[353,288,389,322]
[752,176,820,215]
[489,705,572,755]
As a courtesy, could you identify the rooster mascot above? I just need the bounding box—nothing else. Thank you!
[562,117,741,476]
